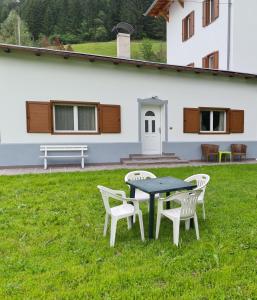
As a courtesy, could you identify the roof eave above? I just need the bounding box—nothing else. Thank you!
[0,43,256,80]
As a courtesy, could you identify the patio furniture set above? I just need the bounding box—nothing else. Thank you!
[201,144,247,162]
[98,172,210,247]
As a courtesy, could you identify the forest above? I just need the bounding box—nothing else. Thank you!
[0,0,165,45]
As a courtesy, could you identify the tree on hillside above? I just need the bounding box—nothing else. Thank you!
[0,0,166,43]
[0,9,32,45]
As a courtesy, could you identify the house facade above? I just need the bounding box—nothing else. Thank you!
[145,0,257,74]
[0,44,257,167]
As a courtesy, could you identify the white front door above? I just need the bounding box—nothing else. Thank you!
[141,106,162,155]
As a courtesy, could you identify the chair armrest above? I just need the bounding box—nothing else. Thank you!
[159,195,177,203]
[112,190,126,198]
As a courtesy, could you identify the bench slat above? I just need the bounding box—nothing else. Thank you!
[40,155,88,158]
[40,145,88,148]
[40,148,87,152]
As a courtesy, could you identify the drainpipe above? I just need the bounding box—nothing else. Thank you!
[227,0,232,70]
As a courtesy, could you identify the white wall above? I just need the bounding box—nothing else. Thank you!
[0,51,257,146]
[230,0,257,74]
[166,0,229,69]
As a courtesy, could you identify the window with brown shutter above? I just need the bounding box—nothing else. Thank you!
[184,107,244,134]
[26,101,52,133]
[229,110,244,133]
[51,101,99,134]
[184,108,200,133]
[203,0,219,27]
[202,51,219,69]
[100,104,121,133]
[182,11,195,42]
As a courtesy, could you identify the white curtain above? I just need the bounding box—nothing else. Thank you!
[213,111,225,131]
[78,106,96,131]
[55,106,74,130]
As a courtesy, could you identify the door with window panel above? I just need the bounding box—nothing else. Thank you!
[141,106,161,155]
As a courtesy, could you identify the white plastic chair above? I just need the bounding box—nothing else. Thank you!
[125,170,158,223]
[97,185,145,247]
[156,190,202,246]
[171,174,210,220]
[184,174,210,220]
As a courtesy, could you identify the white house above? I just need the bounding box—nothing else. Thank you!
[0,43,256,167]
[145,0,257,74]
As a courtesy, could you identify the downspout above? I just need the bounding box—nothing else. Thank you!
[227,0,232,70]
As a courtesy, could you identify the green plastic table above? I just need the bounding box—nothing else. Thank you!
[127,176,196,239]
[219,151,232,163]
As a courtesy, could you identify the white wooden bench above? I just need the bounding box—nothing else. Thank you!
[40,145,88,170]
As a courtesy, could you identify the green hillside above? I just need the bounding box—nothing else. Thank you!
[72,40,167,62]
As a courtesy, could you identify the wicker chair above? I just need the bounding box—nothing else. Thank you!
[231,144,247,161]
[201,144,219,162]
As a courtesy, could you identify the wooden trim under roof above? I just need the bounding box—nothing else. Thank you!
[144,0,184,21]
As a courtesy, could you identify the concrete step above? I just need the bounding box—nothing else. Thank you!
[129,154,177,160]
[122,158,189,166]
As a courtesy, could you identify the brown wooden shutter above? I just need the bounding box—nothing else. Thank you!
[213,51,219,69]
[203,0,208,27]
[202,56,208,68]
[184,108,200,133]
[100,104,121,133]
[26,101,52,133]
[189,11,195,37]
[229,110,244,133]
[214,0,219,20]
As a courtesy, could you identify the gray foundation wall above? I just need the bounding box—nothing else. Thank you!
[0,143,141,167]
[163,141,257,160]
[0,141,256,167]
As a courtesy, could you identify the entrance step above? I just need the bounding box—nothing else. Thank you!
[121,153,189,166]
[129,153,177,160]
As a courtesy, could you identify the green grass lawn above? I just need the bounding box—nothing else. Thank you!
[0,165,256,299]
[72,40,166,61]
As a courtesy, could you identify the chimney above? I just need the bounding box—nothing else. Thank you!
[117,33,131,59]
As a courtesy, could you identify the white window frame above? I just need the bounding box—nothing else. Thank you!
[210,0,215,22]
[53,104,98,133]
[200,110,226,133]
[208,54,215,68]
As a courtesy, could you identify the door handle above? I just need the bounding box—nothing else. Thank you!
[159,127,161,134]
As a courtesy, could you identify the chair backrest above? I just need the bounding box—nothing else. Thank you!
[184,174,210,200]
[97,185,123,214]
[125,170,156,183]
[201,144,219,155]
[231,144,247,154]
[179,190,202,218]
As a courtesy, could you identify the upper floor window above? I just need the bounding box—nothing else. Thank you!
[202,51,219,69]
[203,0,219,27]
[182,11,195,42]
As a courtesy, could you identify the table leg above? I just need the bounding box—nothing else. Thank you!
[130,186,135,198]
[148,193,155,239]
[166,192,171,209]
[129,187,135,226]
